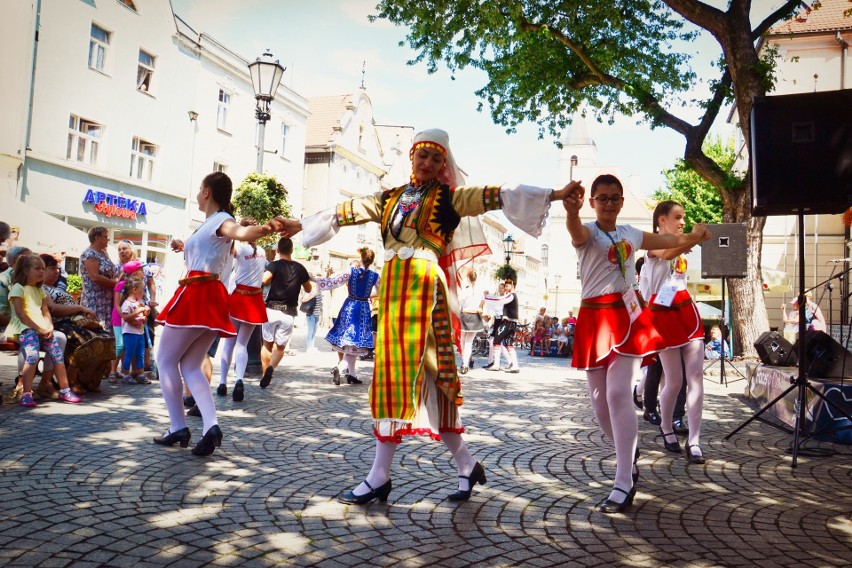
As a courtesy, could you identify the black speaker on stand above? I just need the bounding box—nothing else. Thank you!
[726,89,852,468]
[754,330,797,367]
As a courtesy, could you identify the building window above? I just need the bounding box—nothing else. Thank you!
[541,244,549,267]
[89,24,110,72]
[130,136,157,181]
[136,49,155,92]
[117,0,137,11]
[213,162,227,173]
[67,115,103,165]
[217,89,231,131]
[280,123,289,155]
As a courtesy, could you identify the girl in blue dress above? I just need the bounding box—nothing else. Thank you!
[316,247,381,385]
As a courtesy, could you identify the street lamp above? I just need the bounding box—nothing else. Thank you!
[502,234,516,265]
[248,50,285,172]
[553,273,562,315]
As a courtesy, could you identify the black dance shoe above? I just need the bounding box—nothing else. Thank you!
[232,380,244,402]
[659,427,682,453]
[686,444,706,464]
[260,366,274,389]
[191,425,223,456]
[338,479,392,505]
[186,405,201,417]
[643,409,662,425]
[482,362,494,369]
[599,485,636,514]
[331,367,341,385]
[633,447,640,483]
[672,419,689,436]
[183,395,195,408]
[633,386,643,410]
[448,462,487,502]
[469,358,475,368]
[216,384,227,396]
[346,374,363,384]
[153,427,191,448]
[459,366,469,375]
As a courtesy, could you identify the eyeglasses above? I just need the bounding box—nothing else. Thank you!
[593,195,623,204]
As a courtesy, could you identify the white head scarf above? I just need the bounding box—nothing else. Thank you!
[410,129,467,187]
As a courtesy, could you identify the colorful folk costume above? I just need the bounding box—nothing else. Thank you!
[154,210,235,454]
[643,250,706,463]
[318,266,380,355]
[301,132,553,445]
[219,240,267,401]
[571,222,665,371]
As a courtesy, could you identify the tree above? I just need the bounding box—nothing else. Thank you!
[651,135,736,231]
[372,0,809,356]
[232,172,291,251]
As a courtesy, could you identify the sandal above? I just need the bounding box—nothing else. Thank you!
[107,373,121,384]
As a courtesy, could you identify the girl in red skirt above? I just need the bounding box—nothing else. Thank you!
[563,174,709,513]
[645,201,707,464]
[218,218,268,403]
[153,173,283,456]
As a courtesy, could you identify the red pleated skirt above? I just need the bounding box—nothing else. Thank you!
[647,289,704,349]
[156,271,236,337]
[228,284,268,324]
[572,292,666,370]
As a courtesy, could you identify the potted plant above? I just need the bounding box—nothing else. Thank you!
[66,274,83,302]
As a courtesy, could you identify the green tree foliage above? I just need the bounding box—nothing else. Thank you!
[371,0,808,356]
[651,136,740,231]
[232,172,291,250]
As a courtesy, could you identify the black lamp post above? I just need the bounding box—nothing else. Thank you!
[502,234,516,265]
[248,50,285,172]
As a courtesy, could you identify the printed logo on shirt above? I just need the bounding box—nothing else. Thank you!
[672,255,688,274]
[606,240,633,266]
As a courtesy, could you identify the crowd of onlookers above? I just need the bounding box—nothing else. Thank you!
[0,221,158,407]
[528,307,576,357]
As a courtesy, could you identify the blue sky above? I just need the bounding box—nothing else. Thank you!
[171,0,748,193]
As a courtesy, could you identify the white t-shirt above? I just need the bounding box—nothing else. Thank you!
[642,253,689,297]
[458,282,482,313]
[121,298,145,335]
[576,222,644,299]
[231,242,266,288]
[185,211,234,276]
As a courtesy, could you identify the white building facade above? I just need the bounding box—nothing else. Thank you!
[1,0,308,295]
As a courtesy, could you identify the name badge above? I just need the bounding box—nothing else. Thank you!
[622,288,642,323]
[654,282,678,307]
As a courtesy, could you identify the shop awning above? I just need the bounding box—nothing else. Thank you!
[4,198,92,258]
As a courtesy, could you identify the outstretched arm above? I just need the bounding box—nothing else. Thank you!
[641,223,711,251]
[562,182,590,246]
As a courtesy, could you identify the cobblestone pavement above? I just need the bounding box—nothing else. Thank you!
[0,331,850,567]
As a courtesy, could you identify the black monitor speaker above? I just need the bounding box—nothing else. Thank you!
[793,329,852,379]
[701,223,748,278]
[754,330,797,367]
[750,89,852,216]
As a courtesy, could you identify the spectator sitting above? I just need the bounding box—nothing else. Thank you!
[704,325,730,360]
[530,318,547,356]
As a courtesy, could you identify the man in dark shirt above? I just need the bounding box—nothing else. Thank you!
[260,237,311,388]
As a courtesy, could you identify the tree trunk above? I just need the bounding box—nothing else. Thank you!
[725,180,768,358]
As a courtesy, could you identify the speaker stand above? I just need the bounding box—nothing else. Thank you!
[726,212,852,467]
[704,278,745,385]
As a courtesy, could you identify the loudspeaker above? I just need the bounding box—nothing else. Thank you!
[701,223,748,278]
[755,331,797,367]
[750,89,852,216]
[794,329,852,379]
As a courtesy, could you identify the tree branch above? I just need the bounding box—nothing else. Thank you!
[751,0,802,40]
[662,0,728,37]
[694,67,732,142]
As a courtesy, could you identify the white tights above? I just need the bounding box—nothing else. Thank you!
[219,320,256,385]
[157,326,219,435]
[337,353,359,378]
[460,330,477,366]
[659,340,704,448]
[587,353,639,500]
[353,432,477,496]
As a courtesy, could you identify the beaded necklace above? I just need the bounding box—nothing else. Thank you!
[390,178,438,239]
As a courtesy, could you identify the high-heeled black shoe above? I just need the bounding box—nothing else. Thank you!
[659,427,682,453]
[191,425,223,456]
[686,444,706,464]
[153,427,191,448]
[346,374,363,384]
[599,485,636,514]
[448,462,487,502]
[338,479,392,505]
